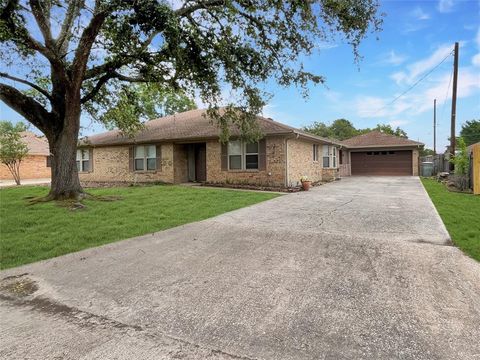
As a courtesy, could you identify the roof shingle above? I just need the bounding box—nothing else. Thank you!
[20,131,49,155]
[341,131,423,148]
[82,109,340,146]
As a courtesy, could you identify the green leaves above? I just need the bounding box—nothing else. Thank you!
[450,137,469,176]
[304,120,408,140]
[2,0,383,143]
[84,82,197,136]
[0,120,29,165]
[460,119,480,146]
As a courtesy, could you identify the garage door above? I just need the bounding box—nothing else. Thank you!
[351,150,412,176]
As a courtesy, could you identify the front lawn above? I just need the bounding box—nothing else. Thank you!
[421,178,480,261]
[0,185,279,269]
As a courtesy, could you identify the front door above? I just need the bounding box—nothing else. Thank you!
[194,143,206,182]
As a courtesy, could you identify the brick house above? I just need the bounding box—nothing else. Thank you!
[78,109,343,188]
[0,131,51,180]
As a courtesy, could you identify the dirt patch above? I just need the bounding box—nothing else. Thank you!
[0,276,38,297]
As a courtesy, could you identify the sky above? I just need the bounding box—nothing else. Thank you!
[1,0,479,152]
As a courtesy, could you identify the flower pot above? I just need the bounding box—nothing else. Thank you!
[301,181,311,191]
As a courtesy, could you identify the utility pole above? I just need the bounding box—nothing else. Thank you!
[433,98,436,155]
[450,42,459,171]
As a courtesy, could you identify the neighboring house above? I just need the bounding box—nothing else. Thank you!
[0,131,51,180]
[340,131,423,176]
[78,109,343,188]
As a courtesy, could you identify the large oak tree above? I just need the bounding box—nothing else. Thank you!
[0,0,382,200]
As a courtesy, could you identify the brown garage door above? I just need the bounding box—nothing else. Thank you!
[351,150,412,176]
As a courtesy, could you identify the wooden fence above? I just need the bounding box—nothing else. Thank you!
[473,143,480,195]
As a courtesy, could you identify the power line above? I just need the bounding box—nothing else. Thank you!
[370,48,454,117]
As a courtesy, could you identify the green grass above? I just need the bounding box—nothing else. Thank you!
[0,185,279,269]
[421,178,480,261]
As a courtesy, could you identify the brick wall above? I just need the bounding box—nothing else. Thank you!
[321,168,338,181]
[412,149,419,176]
[0,155,50,180]
[79,144,175,183]
[79,136,341,187]
[206,136,286,187]
[286,139,324,187]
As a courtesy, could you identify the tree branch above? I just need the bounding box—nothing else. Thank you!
[1,0,56,60]
[29,0,54,48]
[0,72,53,101]
[56,0,83,55]
[81,71,151,104]
[71,1,109,86]
[0,83,53,135]
[175,0,225,17]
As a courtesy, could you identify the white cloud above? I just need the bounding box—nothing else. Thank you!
[472,54,480,67]
[380,50,407,66]
[437,0,455,13]
[402,22,428,34]
[389,120,409,127]
[391,44,453,85]
[317,41,338,50]
[411,7,431,20]
[356,67,480,119]
[355,96,410,118]
[471,28,480,67]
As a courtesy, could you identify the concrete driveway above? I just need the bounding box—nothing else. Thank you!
[1,177,479,359]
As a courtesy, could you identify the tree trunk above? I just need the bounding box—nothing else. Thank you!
[48,106,84,200]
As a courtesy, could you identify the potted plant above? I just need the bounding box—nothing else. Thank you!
[300,175,311,191]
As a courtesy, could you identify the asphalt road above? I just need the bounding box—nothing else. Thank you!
[1,177,479,360]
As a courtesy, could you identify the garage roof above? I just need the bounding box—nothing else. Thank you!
[341,131,424,148]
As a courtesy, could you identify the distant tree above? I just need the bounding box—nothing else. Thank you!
[0,121,29,185]
[329,119,359,140]
[303,120,408,140]
[86,83,197,136]
[303,121,331,138]
[459,120,480,146]
[373,124,407,138]
[420,148,436,157]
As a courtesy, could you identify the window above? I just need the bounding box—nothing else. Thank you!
[313,144,319,161]
[322,145,330,168]
[367,152,373,155]
[245,142,259,169]
[389,151,395,154]
[228,140,242,169]
[46,155,52,167]
[322,145,339,168]
[76,149,90,172]
[135,145,156,171]
[228,140,259,170]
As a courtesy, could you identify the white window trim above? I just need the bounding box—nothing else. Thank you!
[134,145,157,172]
[321,145,338,169]
[313,144,319,162]
[76,149,90,172]
[228,140,259,171]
